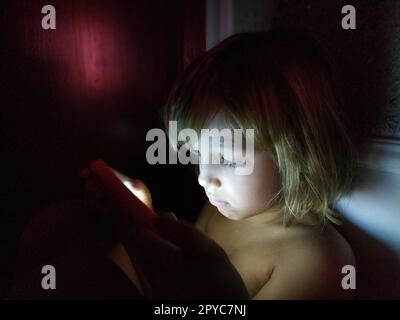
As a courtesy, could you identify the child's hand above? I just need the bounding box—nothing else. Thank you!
[116,174,153,210]
[121,214,249,300]
[79,167,153,209]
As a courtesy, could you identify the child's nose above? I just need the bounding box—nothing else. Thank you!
[197,165,221,190]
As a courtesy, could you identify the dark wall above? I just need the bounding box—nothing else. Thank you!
[0,0,206,297]
[273,0,396,150]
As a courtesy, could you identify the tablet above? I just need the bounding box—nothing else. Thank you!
[89,159,159,230]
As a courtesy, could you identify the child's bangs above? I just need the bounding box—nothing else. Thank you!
[164,39,275,152]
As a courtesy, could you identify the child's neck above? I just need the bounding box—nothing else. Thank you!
[244,204,283,225]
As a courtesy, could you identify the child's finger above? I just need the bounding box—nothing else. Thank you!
[124,179,153,209]
[109,169,153,210]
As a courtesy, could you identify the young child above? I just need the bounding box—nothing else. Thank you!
[13,30,356,300]
[160,29,357,299]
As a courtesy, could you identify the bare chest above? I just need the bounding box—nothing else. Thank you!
[204,214,275,297]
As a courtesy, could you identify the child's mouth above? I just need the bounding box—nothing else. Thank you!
[208,197,229,208]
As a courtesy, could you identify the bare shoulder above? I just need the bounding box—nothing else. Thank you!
[280,221,355,266]
[253,221,355,299]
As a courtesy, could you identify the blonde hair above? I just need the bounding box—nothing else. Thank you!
[162,30,356,225]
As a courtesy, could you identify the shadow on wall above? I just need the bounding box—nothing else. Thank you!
[339,218,400,299]
[273,0,394,152]
[335,162,400,299]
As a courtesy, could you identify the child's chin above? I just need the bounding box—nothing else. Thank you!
[218,208,243,221]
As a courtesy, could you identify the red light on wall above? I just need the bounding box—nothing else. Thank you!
[19,3,134,102]
[60,15,131,98]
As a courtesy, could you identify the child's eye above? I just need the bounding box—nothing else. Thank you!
[220,155,237,168]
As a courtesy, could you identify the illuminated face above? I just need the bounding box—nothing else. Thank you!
[193,114,282,221]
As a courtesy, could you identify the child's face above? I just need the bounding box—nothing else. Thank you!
[192,114,282,221]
